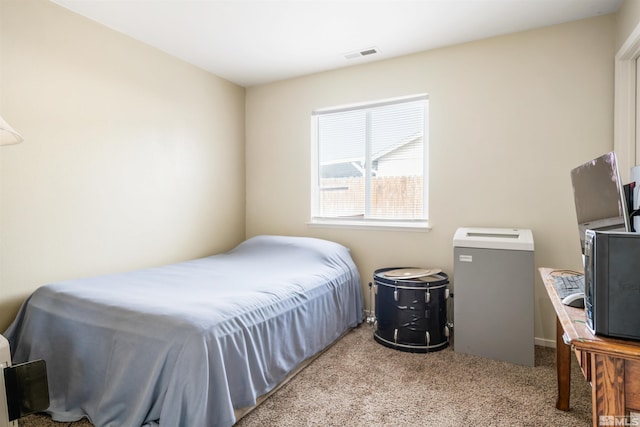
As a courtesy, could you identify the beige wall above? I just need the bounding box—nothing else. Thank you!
[246,15,616,345]
[617,0,640,51]
[0,0,246,330]
[0,1,624,346]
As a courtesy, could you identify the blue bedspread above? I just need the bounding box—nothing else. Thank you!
[4,235,363,427]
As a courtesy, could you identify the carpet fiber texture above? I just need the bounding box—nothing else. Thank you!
[19,324,591,426]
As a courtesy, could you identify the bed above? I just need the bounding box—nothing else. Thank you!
[4,235,363,427]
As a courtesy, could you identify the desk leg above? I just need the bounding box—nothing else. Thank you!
[592,353,625,426]
[556,316,571,411]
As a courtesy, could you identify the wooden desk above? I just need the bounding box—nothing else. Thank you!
[540,268,640,426]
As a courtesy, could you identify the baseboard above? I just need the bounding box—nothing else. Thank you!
[535,337,556,348]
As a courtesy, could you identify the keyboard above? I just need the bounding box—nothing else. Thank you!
[553,274,585,300]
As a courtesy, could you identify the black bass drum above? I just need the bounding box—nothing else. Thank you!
[373,267,449,353]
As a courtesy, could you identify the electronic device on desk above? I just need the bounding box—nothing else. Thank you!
[553,274,585,308]
[583,230,640,340]
[570,152,631,248]
[569,152,640,340]
[0,335,49,427]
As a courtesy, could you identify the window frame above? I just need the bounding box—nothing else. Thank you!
[310,94,430,231]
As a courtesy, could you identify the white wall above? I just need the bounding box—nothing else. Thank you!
[246,15,616,345]
[0,0,246,330]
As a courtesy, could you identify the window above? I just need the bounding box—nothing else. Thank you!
[311,94,428,228]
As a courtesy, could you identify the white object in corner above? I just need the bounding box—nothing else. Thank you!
[0,335,17,427]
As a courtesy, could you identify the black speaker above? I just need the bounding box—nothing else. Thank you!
[585,230,640,340]
[3,360,49,421]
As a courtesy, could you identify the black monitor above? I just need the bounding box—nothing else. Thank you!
[570,151,631,253]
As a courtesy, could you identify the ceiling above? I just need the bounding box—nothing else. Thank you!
[50,0,623,87]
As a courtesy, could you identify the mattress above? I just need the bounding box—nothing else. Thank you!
[4,235,363,427]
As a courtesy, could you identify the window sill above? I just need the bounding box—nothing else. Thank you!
[307,219,432,232]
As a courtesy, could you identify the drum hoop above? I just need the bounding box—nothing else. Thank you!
[373,333,449,350]
[374,281,447,291]
[374,268,448,287]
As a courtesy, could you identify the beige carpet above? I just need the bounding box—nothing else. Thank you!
[19,324,591,426]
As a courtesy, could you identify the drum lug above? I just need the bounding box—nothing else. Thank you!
[425,331,430,346]
[447,321,454,330]
[374,284,378,295]
[425,290,430,304]
[445,288,450,299]
[394,289,398,302]
[444,325,450,338]
[394,328,398,343]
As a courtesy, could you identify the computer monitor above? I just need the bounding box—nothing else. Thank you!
[570,151,631,253]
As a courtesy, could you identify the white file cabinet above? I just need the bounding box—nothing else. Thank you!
[453,227,534,366]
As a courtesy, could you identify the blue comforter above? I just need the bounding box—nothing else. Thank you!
[5,235,363,427]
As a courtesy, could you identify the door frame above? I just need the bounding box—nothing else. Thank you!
[614,21,640,182]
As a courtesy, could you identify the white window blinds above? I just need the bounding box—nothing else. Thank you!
[312,95,428,224]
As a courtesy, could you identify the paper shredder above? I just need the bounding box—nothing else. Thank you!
[453,227,534,366]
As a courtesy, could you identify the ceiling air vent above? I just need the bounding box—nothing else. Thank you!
[344,47,379,60]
